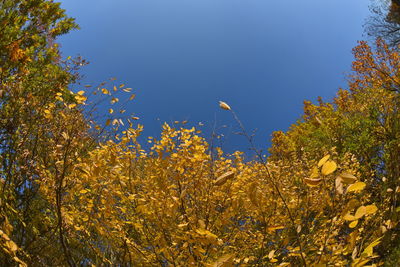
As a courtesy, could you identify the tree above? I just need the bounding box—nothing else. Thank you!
[0,1,94,265]
[0,1,394,266]
[366,0,400,48]
[270,38,400,263]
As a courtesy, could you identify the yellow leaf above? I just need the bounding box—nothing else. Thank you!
[214,171,235,186]
[339,172,357,184]
[12,255,26,266]
[321,160,337,175]
[355,206,366,219]
[6,240,18,252]
[178,223,189,228]
[198,219,206,229]
[352,259,370,267]
[318,155,330,167]
[61,132,69,140]
[349,220,358,228]
[196,228,218,240]
[129,94,136,100]
[77,90,85,95]
[219,101,231,111]
[310,166,319,178]
[347,182,366,193]
[348,231,358,252]
[347,198,361,211]
[362,237,382,257]
[211,254,234,267]
[344,213,357,221]
[101,88,109,94]
[365,204,378,215]
[303,177,322,187]
[74,94,87,104]
[335,176,344,194]
[109,108,114,114]
[0,230,10,241]
[267,225,285,233]
[268,250,275,259]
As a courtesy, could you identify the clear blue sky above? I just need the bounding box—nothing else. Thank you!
[58,0,370,155]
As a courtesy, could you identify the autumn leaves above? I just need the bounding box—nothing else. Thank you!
[304,154,364,193]
[0,0,395,264]
[219,101,231,111]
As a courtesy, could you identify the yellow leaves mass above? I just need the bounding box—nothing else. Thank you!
[38,122,381,266]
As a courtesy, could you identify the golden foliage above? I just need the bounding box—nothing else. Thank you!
[0,2,396,265]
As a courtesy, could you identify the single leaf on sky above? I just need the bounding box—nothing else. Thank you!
[219,101,231,111]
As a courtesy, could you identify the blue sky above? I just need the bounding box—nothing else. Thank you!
[58,0,371,155]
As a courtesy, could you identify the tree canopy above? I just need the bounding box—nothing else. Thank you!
[1,0,400,266]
